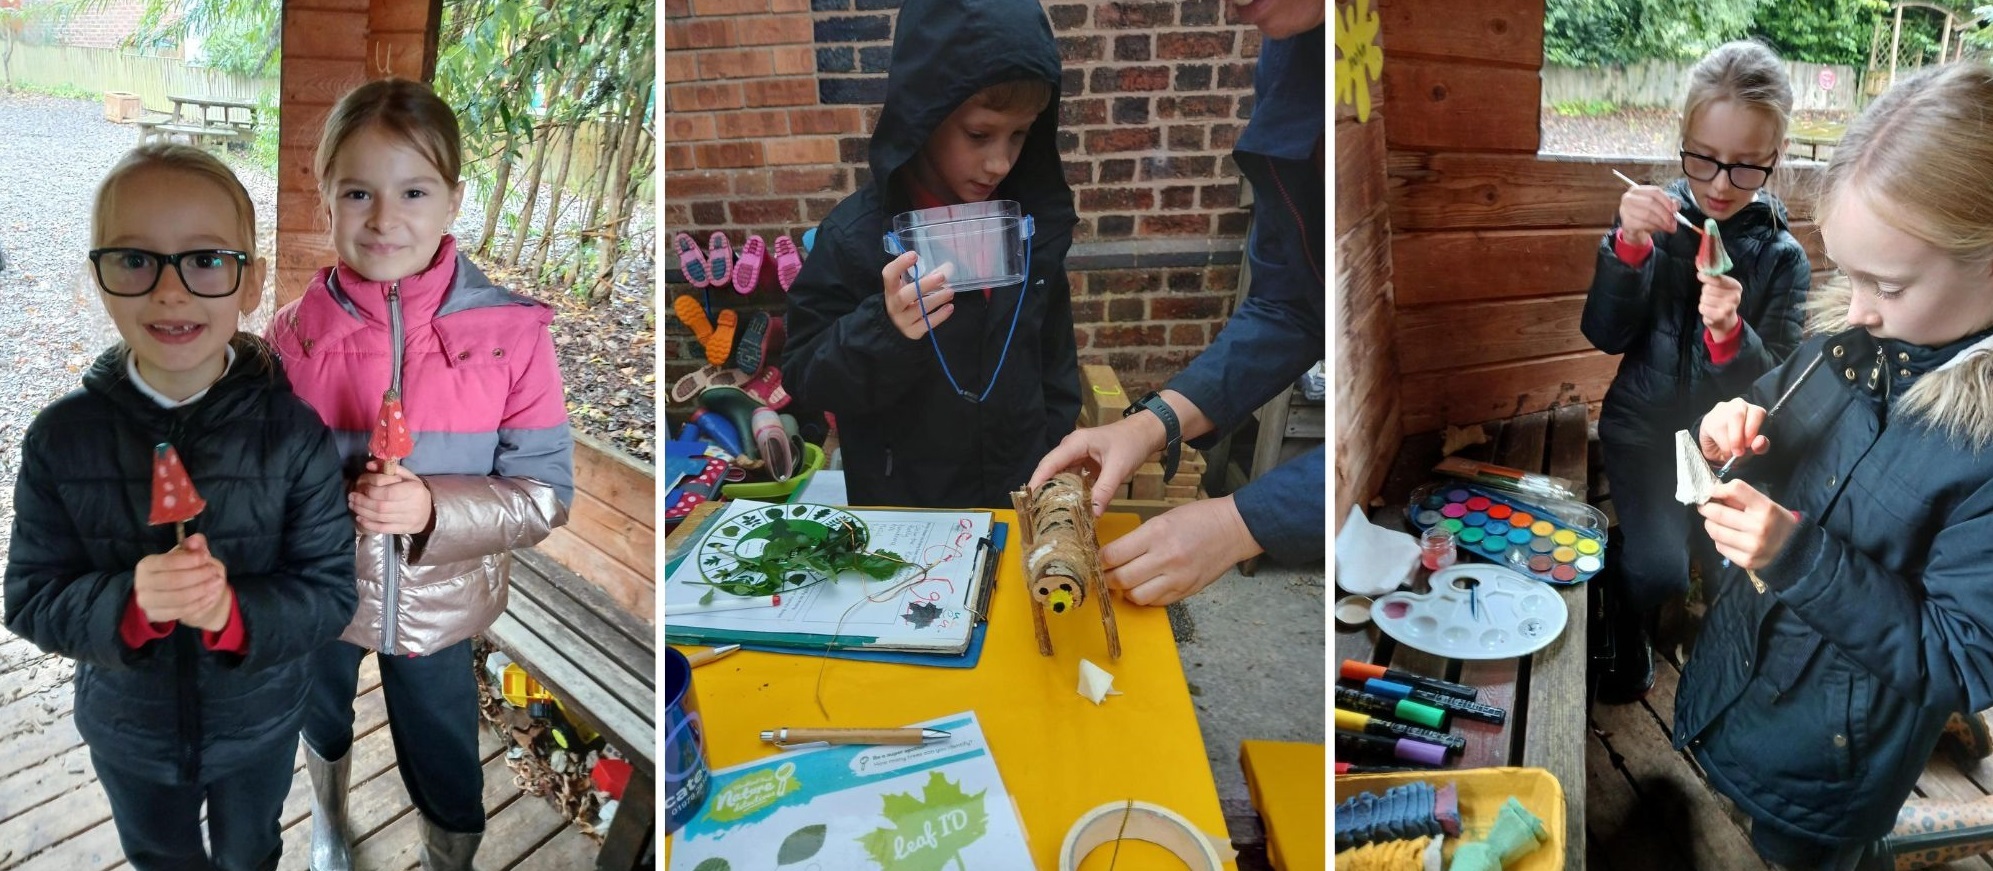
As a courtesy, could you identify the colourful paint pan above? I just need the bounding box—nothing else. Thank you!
[1407,481,1609,586]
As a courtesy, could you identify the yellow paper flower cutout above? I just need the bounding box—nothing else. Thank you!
[1335,0,1383,123]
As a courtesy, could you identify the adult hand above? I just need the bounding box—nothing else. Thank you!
[1100,496,1263,606]
[1617,185,1677,248]
[351,460,433,535]
[1028,415,1164,516]
[1697,479,1798,571]
[1699,272,1743,340]
[881,251,955,341]
[133,533,226,624]
[1698,397,1770,466]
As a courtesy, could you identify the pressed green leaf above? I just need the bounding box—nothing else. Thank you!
[776,823,828,865]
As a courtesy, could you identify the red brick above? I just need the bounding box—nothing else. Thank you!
[668,82,745,112]
[1085,128,1160,154]
[1205,265,1242,289]
[737,15,814,45]
[773,167,846,194]
[665,51,698,85]
[1107,298,1145,322]
[1169,324,1205,344]
[1242,34,1261,58]
[692,200,728,224]
[1199,183,1240,210]
[1215,211,1251,236]
[1166,125,1205,150]
[1142,350,1200,373]
[1064,162,1094,186]
[664,202,692,227]
[691,0,768,14]
[806,198,842,222]
[772,0,810,10]
[1151,295,1229,320]
[1059,35,1104,63]
[1061,98,1107,127]
[1210,123,1242,151]
[692,19,739,49]
[1072,300,1106,323]
[664,143,697,171]
[1078,187,1155,211]
[1167,269,1203,291]
[771,45,816,75]
[1099,159,1136,183]
[666,0,692,14]
[1139,214,1211,235]
[1160,185,1194,209]
[1090,65,1171,93]
[765,137,838,165]
[1157,31,1234,59]
[1092,325,1166,347]
[791,106,862,135]
[1074,330,1091,350]
[666,172,731,197]
[1157,95,1232,119]
[1113,34,1151,62]
[694,141,766,169]
[717,109,790,139]
[1048,4,1089,29]
[731,199,803,225]
[1097,2,1175,28]
[663,20,690,50]
[698,48,773,80]
[745,78,817,107]
[667,114,717,142]
[1093,271,1163,295]
[733,170,773,196]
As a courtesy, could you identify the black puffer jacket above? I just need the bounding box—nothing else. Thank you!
[5,336,356,783]
[1582,178,1811,444]
[780,0,1080,509]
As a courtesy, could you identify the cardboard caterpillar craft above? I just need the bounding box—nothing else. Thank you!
[1012,471,1121,660]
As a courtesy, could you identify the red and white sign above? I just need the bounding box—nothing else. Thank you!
[1819,68,1838,91]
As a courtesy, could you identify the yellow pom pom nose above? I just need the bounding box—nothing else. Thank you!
[1048,590,1075,613]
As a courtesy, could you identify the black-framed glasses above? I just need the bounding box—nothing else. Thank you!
[87,248,248,298]
[1679,149,1776,191]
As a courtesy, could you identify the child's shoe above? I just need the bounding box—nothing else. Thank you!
[740,365,791,410]
[707,231,734,290]
[706,308,738,368]
[772,233,805,292]
[732,234,766,295]
[672,294,716,345]
[669,364,752,404]
[673,231,712,287]
[1941,711,1993,763]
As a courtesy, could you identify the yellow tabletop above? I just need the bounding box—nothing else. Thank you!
[666,510,1234,870]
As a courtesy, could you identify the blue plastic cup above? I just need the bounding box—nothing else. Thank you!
[663,647,710,835]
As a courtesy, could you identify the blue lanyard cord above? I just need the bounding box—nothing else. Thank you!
[913,232,1032,403]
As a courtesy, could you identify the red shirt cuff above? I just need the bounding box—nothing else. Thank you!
[201,595,247,654]
[1704,322,1745,365]
[1613,227,1654,266]
[119,591,175,649]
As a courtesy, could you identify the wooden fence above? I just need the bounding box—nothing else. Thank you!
[12,44,273,111]
[1543,59,1862,113]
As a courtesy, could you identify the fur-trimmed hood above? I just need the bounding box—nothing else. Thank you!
[1802,275,1993,448]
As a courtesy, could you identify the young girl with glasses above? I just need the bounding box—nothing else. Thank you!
[1582,39,1812,704]
[4,143,357,869]
[267,78,572,870]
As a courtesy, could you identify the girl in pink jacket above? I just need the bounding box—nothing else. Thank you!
[266,79,573,871]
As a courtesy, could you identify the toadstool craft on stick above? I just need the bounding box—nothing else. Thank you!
[149,443,207,543]
[370,389,413,473]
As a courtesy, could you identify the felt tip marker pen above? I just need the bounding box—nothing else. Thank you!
[1335,684,1450,730]
[1335,708,1464,753]
[1339,659,1479,700]
[1335,729,1449,767]
[1364,677,1508,725]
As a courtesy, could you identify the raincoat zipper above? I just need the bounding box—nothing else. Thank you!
[382,281,405,654]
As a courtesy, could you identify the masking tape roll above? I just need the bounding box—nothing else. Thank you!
[1059,800,1234,871]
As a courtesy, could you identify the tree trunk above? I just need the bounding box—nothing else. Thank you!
[528,122,578,281]
[566,111,620,291]
[505,125,550,268]
[589,82,649,304]
[476,135,515,259]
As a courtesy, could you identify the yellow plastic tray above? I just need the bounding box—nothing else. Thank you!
[1335,766,1565,870]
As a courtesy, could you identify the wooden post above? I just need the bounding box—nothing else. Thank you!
[1940,12,1951,69]
[1892,5,1903,81]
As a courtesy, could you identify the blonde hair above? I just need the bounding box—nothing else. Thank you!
[1822,63,1993,264]
[1680,40,1794,156]
[93,143,257,251]
[314,78,463,192]
[972,78,1053,116]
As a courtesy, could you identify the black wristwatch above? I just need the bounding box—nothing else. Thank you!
[1123,390,1181,483]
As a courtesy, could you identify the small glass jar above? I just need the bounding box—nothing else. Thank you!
[1420,527,1458,571]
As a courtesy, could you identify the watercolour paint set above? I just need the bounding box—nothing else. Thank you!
[1405,483,1608,585]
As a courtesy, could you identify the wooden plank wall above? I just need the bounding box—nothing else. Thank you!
[1377,0,1827,433]
[536,432,658,625]
[1333,1,1401,534]
[275,0,441,307]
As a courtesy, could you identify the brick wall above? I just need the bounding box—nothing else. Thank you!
[56,0,147,51]
[664,0,1264,425]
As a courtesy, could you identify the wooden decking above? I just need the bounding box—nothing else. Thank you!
[0,634,599,870]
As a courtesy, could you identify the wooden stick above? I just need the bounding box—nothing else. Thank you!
[1611,169,1701,232]
[175,521,185,544]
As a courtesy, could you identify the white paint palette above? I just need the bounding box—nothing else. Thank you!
[1372,565,1568,660]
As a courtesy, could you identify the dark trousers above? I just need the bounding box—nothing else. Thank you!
[1751,821,1869,871]
[300,638,486,834]
[1600,432,1695,615]
[92,738,294,871]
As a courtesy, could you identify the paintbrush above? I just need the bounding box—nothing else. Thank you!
[1715,348,1830,480]
[1611,169,1702,233]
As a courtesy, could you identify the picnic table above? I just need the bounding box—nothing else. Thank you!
[663,509,1235,870]
[1788,119,1846,161]
[136,94,260,148]
[1336,404,1591,868]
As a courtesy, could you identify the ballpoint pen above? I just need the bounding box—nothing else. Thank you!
[760,727,952,750]
[684,644,741,668]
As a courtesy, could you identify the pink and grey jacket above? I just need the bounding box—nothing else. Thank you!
[268,235,572,655]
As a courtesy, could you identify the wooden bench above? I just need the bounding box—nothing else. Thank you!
[1335,404,1590,867]
[488,549,656,870]
[136,95,260,149]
